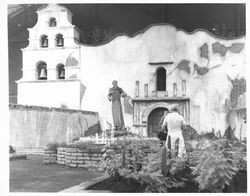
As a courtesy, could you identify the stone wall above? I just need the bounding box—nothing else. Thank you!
[15,148,45,155]
[44,144,106,168]
[44,148,57,163]
[43,141,155,168]
[64,146,103,168]
[9,104,100,148]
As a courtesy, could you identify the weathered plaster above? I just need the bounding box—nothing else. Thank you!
[9,104,99,148]
[177,60,191,74]
[79,25,245,135]
[212,42,228,56]
[66,56,79,67]
[16,4,246,138]
[212,42,245,57]
[228,43,244,53]
[230,78,246,108]
[200,43,209,59]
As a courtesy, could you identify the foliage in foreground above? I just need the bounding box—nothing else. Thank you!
[192,139,245,192]
[90,135,246,193]
[90,138,187,192]
[9,145,16,153]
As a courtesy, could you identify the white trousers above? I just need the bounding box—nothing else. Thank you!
[165,130,186,157]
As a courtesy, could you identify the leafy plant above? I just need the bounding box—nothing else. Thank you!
[192,139,238,192]
[167,156,188,175]
[125,171,185,193]
[90,137,187,192]
[93,145,123,180]
[9,145,16,153]
[130,154,187,192]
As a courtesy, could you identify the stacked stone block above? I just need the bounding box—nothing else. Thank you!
[57,147,66,165]
[63,144,104,168]
[44,148,57,164]
[15,148,45,155]
[43,143,157,168]
[65,147,83,168]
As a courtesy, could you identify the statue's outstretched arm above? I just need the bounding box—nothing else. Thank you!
[120,88,128,98]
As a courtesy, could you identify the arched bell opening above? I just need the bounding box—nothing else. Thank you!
[57,63,65,79]
[40,35,48,48]
[56,34,64,47]
[36,61,47,80]
[49,17,57,27]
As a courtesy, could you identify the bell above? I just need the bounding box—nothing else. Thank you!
[42,39,48,47]
[59,69,65,79]
[39,68,47,79]
[51,20,56,27]
[58,38,63,46]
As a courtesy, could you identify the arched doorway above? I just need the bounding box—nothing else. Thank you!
[147,107,167,137]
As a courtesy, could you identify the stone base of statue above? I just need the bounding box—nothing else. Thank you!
[114,130,127,137]
[113,127,134,137]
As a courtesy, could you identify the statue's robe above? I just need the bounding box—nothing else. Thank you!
[108,87,127,129]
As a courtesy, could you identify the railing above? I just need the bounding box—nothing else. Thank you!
[95,129,115,144]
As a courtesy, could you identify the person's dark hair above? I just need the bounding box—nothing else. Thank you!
[171,107,179,113]
[112,80,118,85]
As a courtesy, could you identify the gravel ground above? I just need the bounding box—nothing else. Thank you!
[9,154,101,192]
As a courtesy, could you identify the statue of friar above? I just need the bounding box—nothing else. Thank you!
[108,80,129,131]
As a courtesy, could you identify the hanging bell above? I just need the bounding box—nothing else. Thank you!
[42,39,48,47]
[39,68,47,79]
[59,69,65,79]
[51,20,56,27]
[58,38,63,46]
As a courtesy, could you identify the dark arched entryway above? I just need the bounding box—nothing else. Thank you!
[147,107,167,137]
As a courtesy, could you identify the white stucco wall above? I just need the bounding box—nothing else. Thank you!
[16,5,246,138]
[18,80,82,109]
[79,25,245,135]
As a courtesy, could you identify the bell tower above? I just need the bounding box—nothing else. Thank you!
[17,4,84,109]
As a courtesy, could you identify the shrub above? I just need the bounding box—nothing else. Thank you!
[89,134,246,193]
[90,137,187,192]
[9,145,16,153]
[192,139,238,192]
[124,171,185,193]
